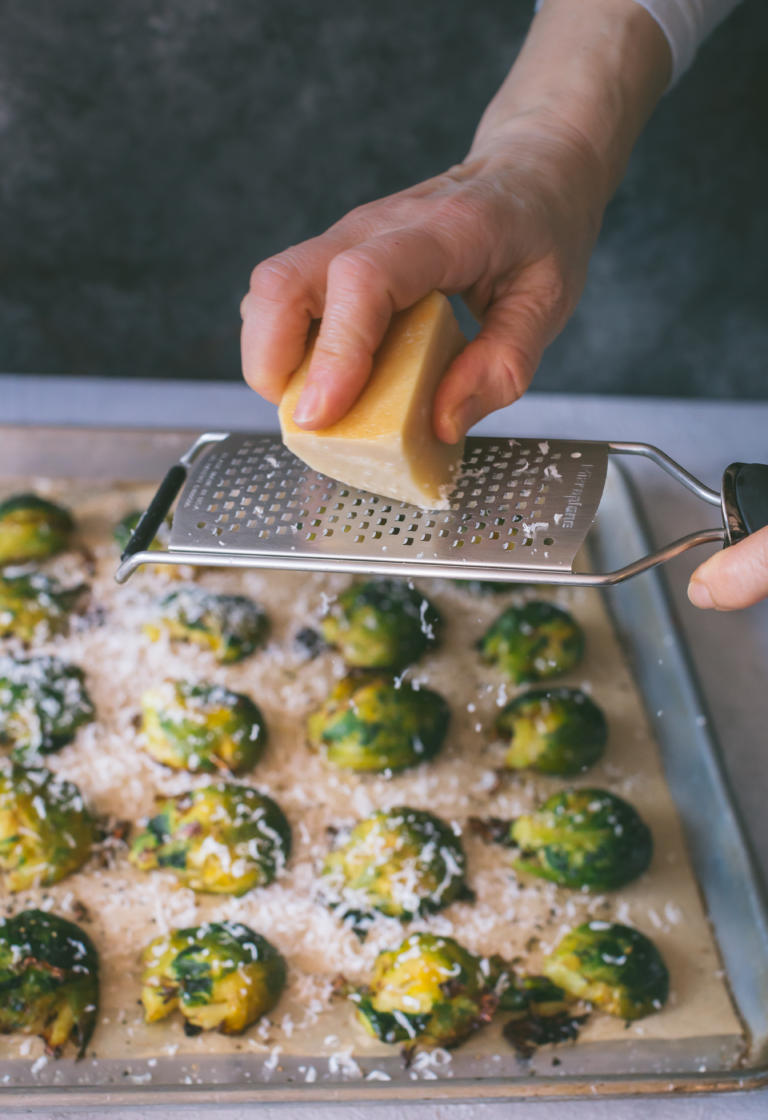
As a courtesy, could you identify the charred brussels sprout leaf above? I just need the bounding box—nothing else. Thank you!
[0,654,95,757]
[140,680,267,774]
[543,921,669,1020]
[350,932,499,1050]
[508,788,652,890]
[322,806,469,924]
[502,1008,587,1058]
[478,601,584,684]
[144,587,269,663]
[141,921,286,1033]
[0,493,74,565]
[308,675,449,772]
[495,687,607,776]
[293,626,327,660]
[0,762,96,890]
[499,973,587,1058]
[113,509,171,554]
[321,579,442,670]
[129,783,291,895]
[0,909,99,1056]
[497,972,569,1017]
[0,572,85,643]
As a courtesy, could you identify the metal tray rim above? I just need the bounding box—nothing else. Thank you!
[0,428,767,1106]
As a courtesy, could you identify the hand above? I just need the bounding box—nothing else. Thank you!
[241,0,669,443]
[688,526,768,610]
[241,116,605,444]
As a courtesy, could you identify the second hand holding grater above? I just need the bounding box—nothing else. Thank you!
[115,433,768,587]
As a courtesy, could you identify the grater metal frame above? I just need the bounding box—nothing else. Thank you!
[115,432,725,586]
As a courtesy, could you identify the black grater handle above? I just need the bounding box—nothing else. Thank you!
[721,462,768,545]
[120,464,187,560]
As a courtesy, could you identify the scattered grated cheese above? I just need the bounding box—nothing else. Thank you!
[0,478,740,1079]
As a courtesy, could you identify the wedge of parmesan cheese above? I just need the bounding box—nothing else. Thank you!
[278,291,466,509]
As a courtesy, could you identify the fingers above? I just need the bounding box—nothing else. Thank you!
[293,226,455,428]
[240,222,453,421]
[241,168,576,435]
[240,236,345,404]
[433,262,568,443]
[240,173,501,425]
[688,525,768,611]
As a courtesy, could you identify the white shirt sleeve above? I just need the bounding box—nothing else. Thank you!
[534,1,743,86]
[630,0,743,84]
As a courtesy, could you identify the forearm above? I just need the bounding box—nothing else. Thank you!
[470,0,672,204]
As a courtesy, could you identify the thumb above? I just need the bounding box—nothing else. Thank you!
[433,269,567,444]
[688,524,768,610]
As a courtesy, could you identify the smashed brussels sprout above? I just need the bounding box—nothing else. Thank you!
[495,687,607,775]
[543,921,669,1020]
[0,654,94,757]
[140,680,267,774]
[0,762,96,891]
[143,586,269,663]
[0,909,99,1056]
[478,600,584,683]
[141,921,286,1034]
[130,783,291,895]
[0,493,74,565]
[0,572,84,643]
[350,932,499,1050]
[321,579,442,670]
[308,674,449,772]
[507,788,652,890]
[322,806,469,924]
[113,509,171,554]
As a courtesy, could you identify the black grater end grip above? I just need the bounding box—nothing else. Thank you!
[722,462,768,545]
[120,463,187,560]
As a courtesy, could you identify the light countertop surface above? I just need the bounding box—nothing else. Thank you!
[1,374,767,1120]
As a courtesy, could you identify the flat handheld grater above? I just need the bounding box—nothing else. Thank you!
[115,433,768,587]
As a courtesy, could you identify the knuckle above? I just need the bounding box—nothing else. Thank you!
[426,179,504,239]
[327,247,384,294]
[432,190,488,229]
[335,199,384,230]
[526,257,572,321]
[317,313,380,364]
[322,250,393,355]
[496,345,532,402]
[248,252,310,305]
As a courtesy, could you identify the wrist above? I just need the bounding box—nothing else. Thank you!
[458,111,611,269]
[470,0,671,202]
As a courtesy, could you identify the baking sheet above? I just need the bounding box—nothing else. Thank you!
[0,427,766,1106]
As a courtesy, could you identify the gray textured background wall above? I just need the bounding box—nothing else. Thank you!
[1,0,765,397]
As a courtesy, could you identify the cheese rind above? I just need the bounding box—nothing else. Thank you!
[278,291,466,509]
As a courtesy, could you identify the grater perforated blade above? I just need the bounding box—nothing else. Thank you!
[116,431,766,587]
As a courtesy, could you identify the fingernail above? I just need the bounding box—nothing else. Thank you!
[292,383,324,427]
[687,577,715,610]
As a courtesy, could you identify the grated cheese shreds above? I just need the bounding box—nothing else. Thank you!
[0,478,741,1071]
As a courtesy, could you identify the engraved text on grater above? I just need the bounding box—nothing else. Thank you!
[562,465,595,530]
